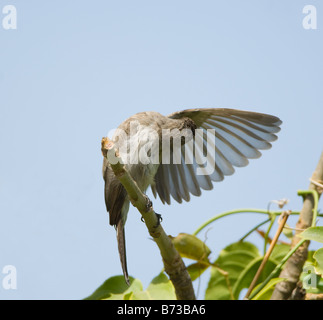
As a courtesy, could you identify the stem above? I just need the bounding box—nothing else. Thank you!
[193,209,300,236]
[297,190,319,228]
[263,215,276,255]
[249,238,306,300]
[239,218,271,242]
[271,151,323,300]
[101,137,195,300]
[245,211,290,299]
[249,189,320,300]
[212,265,235,300]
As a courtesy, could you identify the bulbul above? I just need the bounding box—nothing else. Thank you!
[102,108,282,284]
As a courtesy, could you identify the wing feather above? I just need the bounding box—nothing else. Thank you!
[152,108,282,204]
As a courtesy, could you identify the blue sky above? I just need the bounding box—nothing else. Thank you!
[0,1,322,299]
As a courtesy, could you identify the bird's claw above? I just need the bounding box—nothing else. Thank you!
[154,213,162,227]
[141,212,162,227]
[145,197,153,212]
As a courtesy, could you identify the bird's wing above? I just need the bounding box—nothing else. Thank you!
[103,161,128,226]
[151,108,282,204]
[103,162,130,285]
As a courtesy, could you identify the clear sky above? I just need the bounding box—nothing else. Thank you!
[0,1,322,299]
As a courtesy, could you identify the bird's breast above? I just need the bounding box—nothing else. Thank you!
[114,122,161,192]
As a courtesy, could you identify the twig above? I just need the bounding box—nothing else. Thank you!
[305,293,323,300]
[244,211,290,299]
[263,215,276,255]
[309,178,323,191]
[192,209,301,236]
[271,151,323,300]
[239,218,271,242]
[212,265,235,300]
[283,226,305,232]
[101,137,196,300]
[248,235,306,299]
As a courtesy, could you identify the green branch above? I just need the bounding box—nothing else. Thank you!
[193,209,300,236]
[239,218,272,242]
[251,190,320,300]
[101,137,196,300]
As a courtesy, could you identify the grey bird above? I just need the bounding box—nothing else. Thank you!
[102,108,282,285]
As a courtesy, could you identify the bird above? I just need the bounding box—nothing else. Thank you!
[102,108,282,285]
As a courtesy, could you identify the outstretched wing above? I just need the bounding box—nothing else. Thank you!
[151,108,282,204]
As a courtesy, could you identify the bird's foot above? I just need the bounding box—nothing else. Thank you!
[154,212,163,227]
[145,197,153,212]
[140,196,153,223]
[141,212,162,227]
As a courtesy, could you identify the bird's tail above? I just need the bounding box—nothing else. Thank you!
[116,219,130,286]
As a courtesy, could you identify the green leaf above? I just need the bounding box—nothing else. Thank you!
[314,248,323,276]
[307,276,323,294]
[103,278,144,300]
[282,224,293,239]
[232,257,276,298]
[251,278,287,300]
[84,276,142,300]
[187,261,211,281]
[270,243,291,264]
[85,273,176,300]
[300,227,323,243]
[169,233,211,262]
[301,253,323,293]
[131,291,151,300]
[307,250,316,264]
[205,242,260,300]
[205,241,281,300]
[145,272,176,300]
[205,266,234,300]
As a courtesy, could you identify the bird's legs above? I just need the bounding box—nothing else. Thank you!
[140,195,163,227]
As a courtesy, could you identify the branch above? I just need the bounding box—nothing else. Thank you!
[192,208,301,236]
[305,293,323,300]
[244,211,290,299]
[271,151,323,300]
[101,137,196,300]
